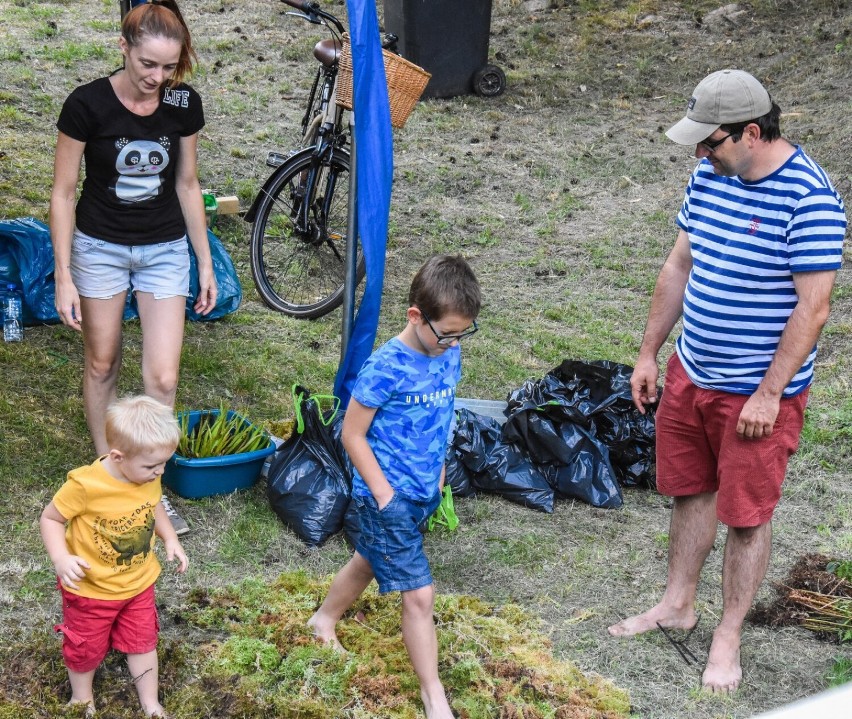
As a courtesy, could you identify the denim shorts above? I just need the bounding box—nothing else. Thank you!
[70,229,190,300]
[354,490,442,594]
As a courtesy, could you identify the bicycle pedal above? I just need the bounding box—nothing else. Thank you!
[266,151,288,168]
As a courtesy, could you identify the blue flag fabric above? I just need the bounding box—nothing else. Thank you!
[333,0,393,407]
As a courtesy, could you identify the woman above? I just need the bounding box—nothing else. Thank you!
[50,0,216,455]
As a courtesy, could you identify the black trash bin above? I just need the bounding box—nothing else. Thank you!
[383,0,506,99]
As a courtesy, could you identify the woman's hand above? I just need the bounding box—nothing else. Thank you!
[193,265,217,315]
[54,277,83,331]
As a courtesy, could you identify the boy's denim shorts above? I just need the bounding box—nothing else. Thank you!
[354,490,442,594]
[70,229,190,300]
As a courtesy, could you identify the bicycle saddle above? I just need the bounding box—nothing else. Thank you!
[313,38,341,67]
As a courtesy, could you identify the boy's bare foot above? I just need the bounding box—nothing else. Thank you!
[702,628,742,694]
[307,612,346,652]
[421,687,455,719]
[607,602,697,637]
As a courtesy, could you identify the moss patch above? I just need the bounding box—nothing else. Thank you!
[0,571,629,718]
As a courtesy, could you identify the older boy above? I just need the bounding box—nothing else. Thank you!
[40,395,187,718]
[309,255,481,719]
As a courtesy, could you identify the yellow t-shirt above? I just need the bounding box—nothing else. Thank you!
[52,458,162,600]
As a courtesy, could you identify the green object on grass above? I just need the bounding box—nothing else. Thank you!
[427,484,459,532]
[202,191,217,227]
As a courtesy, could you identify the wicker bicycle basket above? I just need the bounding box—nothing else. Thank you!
[336,33,431,129]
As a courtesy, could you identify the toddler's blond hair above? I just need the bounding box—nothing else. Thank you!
[105,395,180,457]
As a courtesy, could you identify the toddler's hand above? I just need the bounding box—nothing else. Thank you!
[165,539,188,573]
[54,555,90,590]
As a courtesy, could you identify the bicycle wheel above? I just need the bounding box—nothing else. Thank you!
[249,147,365,319]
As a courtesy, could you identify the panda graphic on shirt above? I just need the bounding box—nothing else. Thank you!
[110,135,171,203]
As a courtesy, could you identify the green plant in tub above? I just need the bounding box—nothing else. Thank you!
[178,405,269,459]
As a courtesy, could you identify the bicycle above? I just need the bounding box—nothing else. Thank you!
[244,0,396,319]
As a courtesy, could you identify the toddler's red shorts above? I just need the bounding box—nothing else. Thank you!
[54,583,158,672]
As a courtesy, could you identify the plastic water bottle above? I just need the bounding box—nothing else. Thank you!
[3,283,23,342]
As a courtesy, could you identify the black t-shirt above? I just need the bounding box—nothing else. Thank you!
[57,76,205,246]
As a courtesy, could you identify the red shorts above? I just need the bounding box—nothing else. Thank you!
[655,354,807,527]
[55,583,159,672]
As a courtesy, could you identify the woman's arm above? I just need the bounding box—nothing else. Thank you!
[49,132,85,330]
[175,132,217,315]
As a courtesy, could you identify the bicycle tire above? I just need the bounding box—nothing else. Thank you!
[249,147,365,319]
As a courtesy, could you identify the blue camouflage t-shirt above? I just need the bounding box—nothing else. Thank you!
[350,337,461,501]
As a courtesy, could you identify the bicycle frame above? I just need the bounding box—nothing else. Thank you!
[246,0,394,319]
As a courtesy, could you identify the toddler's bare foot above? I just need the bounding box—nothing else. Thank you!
[66,700,96,718]
[142,701,168,718]
[307,612,346,652]
[702,628,742,694]
[607,602,697,637]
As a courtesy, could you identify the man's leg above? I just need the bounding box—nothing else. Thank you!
[608,492,717,636]
[401,584,454,719]
[308,551,374,650]
[702,521,771,693]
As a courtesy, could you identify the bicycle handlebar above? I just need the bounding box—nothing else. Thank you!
[280,0,345,34]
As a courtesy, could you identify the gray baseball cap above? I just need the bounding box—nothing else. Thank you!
[666,69,772,145]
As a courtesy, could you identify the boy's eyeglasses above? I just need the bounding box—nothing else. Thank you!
[699,132,732,153]
[420,311,479,346]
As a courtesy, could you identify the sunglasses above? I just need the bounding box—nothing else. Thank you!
[699,132,732,153]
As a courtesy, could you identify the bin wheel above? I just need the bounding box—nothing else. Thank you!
[473,64,506,97]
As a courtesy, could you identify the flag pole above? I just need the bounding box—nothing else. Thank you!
[340,117,358,362]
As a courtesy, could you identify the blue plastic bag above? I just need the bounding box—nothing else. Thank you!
[184,229,242,321]
[0,217,58,325]
[0,217,241,325]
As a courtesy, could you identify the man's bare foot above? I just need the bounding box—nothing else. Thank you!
[307,612,346,652]
[607,602,697,637]
[702,628,742,694]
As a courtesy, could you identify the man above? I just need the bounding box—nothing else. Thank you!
[608,69,846,693]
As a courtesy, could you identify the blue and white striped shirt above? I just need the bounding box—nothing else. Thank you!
[675,146,846,396]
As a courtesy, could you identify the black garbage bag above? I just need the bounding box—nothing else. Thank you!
[542,428,622,509]
[444,450,476,498]
[267,387,351,547]
[551,360,657,489]
[503,360,655,504]
[450,408,554,513]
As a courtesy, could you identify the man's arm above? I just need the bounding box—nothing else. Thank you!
[631,229,693,413]
[737,269,836,439]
